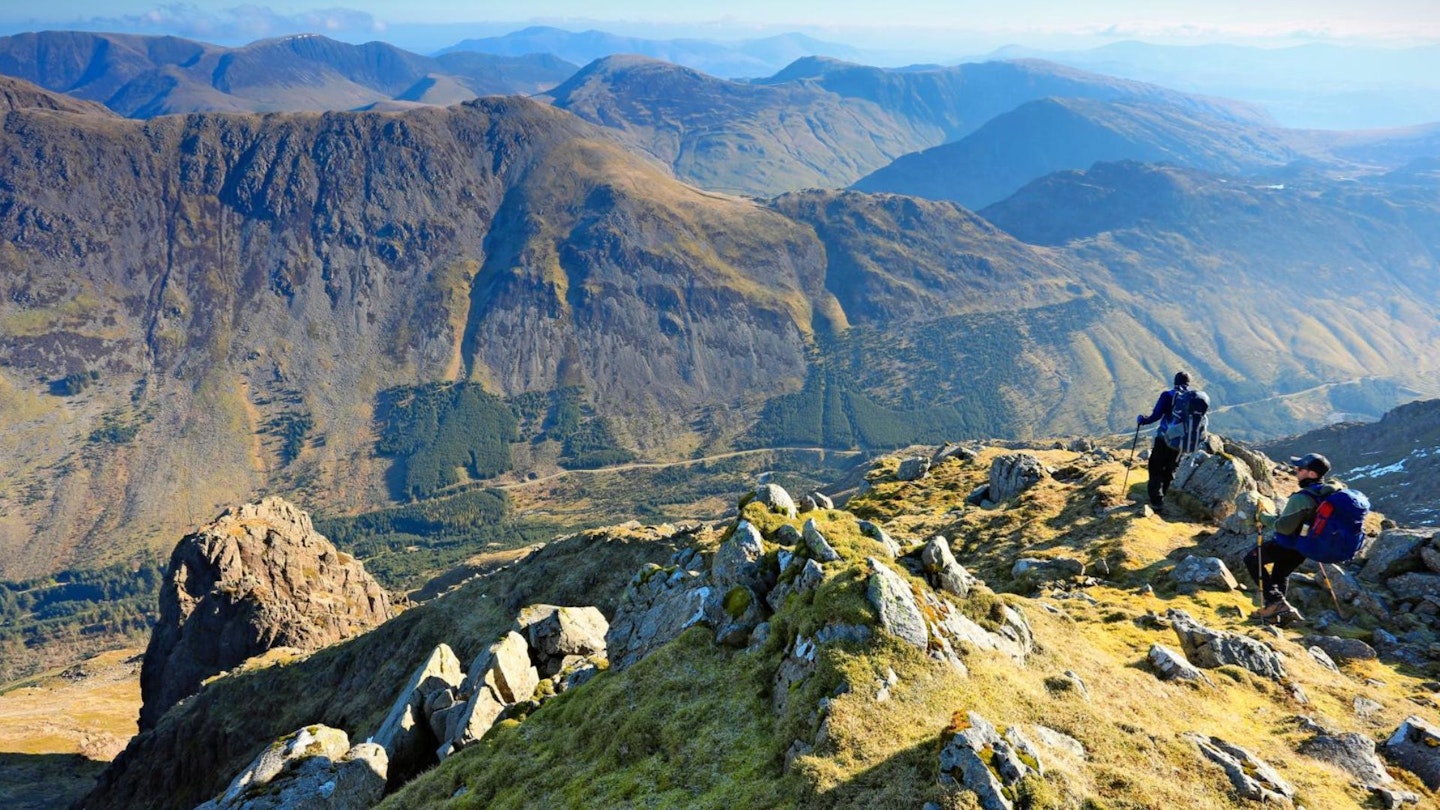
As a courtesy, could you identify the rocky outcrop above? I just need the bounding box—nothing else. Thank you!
[1298,730,1392,786]
[139,497,392,730]
[1186,734,1295,805]
[1171,451,1255,522]
[196,726,386,810]
[752,484,799,519]
[1148,644,1213,686]
[1386,715,1440,790]
[1169,555,1238,591]
[896,457,932,481]
[988,453,1049,502]
[939,713,1045,810]
[866,558,928,650]
[921,536,977,598]
[1167,609,1287,680]
[373,644,464,785]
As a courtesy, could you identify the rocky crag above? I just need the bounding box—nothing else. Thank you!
[139,496,392,729]
[83,436,1440,809]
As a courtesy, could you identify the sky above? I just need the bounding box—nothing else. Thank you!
[3,1,1439,55]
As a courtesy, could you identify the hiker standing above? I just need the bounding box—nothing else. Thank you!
[1243,452,1367,623]
[1136,371,1200,508]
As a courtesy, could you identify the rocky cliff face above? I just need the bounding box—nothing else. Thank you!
[139,496,391,729]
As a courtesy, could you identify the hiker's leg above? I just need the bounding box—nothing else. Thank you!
[1261,544,1307,604]
[1242,544,1262,589]
[1147,438,1176,506]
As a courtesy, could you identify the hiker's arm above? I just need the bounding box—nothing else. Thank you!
[1272,491,1316,537]
[1138,391,1171,425]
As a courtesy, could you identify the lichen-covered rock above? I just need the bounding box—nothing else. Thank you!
[1011,556,1084,585]
[446,683,505,756]
[514,605,609,675]
[1167,609,1287,680]
[197,727,386,810]
[373,644,464,783]
[1298,731,1392,785]
[773,634,817,714]
[866,558,927,650]
[1359,530,1431,582]
[1148,644,1213,686]
[140,497,392,730]
[896,456,932,481]
[810,492,834,510]
[1386,715,1440,789]
[1171,452,1254,522]
[605,565,711,670]
[753,483,798,518]
[988,453,1048,502]
[925,592,1032,664]
[1301,635,1377,664]
[922,536,977,598]
[1185,734,1295,805]
[939,712,1029,810]
[802,519,841,563]
[766,558,823,613]
[1387,572,1440,603]
[713,522,766,590]
[466,631,539,705]
[1169,555,1239,591]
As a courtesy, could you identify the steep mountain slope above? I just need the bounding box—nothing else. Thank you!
[545,55,1275,198]
[438,26,866,79]
[2,78,1437,590]
[853,96,1301,209]
[0,79,822,579]
[0,31,576,116]
[80,447,1440,809]
[1259,399,1440,526]
[540,55,944,195]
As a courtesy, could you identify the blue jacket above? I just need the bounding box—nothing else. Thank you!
[1138,386,1186,435]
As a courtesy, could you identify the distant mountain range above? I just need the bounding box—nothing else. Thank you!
[0,31,575,116]
[437,25,866,79]
[1,76,1436,582]
[978,41,1440,130]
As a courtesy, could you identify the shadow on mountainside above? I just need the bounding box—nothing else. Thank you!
[0,752,107,810]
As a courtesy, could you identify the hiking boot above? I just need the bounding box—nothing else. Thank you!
[1250,599,1303,626]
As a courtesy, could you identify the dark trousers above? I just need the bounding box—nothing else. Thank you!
[1147,436,1180,505]
[1243,541,1308,605]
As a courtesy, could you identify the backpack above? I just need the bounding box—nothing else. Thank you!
[1162,388,1210,452]
[1297,486,1370,563]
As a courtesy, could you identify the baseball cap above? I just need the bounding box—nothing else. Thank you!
[1289,453,1331,477]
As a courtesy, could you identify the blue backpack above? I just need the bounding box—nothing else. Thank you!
[1162,388,1210,452]
[1297,486,1370,563]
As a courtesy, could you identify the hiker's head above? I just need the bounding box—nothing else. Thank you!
[1290,452,1331,481]
[1173,371,1191,388]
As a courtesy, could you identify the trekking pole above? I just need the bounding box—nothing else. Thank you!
[1121,423,1141,503]
[1254,513,1265,614]
[1317,563,1347,620]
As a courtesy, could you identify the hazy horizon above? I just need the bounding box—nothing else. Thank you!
[3,1,1439,58]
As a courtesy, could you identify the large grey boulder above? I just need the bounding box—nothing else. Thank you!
[858,520,902,558]
[197,727,386,810]
[1300,635,1377,664]
[1186,734,1295,804]
[1220,438,1278,498]
[140,497,392,730]
[926,591,1032,664]
[1298,732,1392,785]
[866,558,927,650]
[1171,452,1254,522]
[1167,609,1287,680]
[1386,572,1440,603]
[466,631,539,705]
[1386,715,1440,789]
[988,453,1048,502]
[372,644,464,782]
[896,456,932,481]
[514,604,609,675]
[922,536,977,598]
[1169,556,1239,591]
[1359,530,1431,582]
[712,522,766,590]
[753,483,798,519]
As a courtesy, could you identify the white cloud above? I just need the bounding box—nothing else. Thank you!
[76,3,386,44]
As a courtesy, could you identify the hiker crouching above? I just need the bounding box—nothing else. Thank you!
[1244,452,1370,624]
